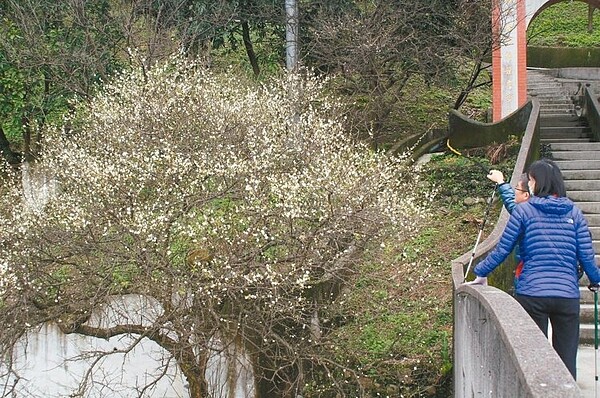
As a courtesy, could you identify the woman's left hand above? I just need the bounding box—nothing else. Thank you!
[465,276,488,286]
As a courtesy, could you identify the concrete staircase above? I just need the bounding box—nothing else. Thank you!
[528,69,577,117]
[552,138,600,345]
[530,69,600,345]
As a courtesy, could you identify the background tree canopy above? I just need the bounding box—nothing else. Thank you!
[0,0,498,161]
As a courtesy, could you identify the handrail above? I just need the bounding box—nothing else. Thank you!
[450,97,582,397]
[582,84,600,142]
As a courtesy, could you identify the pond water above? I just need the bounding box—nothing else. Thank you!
[0,294,255,397]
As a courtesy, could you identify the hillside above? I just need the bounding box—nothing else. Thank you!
[528,1,600,47]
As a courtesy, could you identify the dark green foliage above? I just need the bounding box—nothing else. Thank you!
[423,153,496,198]
[0,0,124,151]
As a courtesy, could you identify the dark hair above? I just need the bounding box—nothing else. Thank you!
[518,173,529,191]
[528,159,566,197]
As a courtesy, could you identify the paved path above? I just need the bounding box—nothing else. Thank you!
[578,345,598,397]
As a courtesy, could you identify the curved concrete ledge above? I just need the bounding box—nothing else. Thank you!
[387,127,447,162]
[448,101,533,149]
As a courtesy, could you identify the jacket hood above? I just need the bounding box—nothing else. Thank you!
[528,195,574,215]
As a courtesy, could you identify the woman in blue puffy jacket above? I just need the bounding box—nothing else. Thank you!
[469,159,600,379]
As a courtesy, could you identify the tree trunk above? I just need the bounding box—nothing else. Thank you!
[22,115,31,160]
[588,5,594,33]
[179,353,209,398]
[242,21,260,77]
[453,60,486,110]
[0,126,22,165]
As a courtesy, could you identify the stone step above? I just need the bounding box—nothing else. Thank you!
[535,96,572,102]
[540,108,575,114]
[584,214,600,226]
[542,126,591,136]
[541,132,591,140]
[580,304,598,324]
[527,79,559,84]
[579,324,596,345]
[528,83,564,89]
[562,170,600,180]
[528,87,563,91]
[578,202,600,214]
[553,152,600,161]
[567,191,600,201]
[527,79,563,84]
[542,138,592,144]
[565,180,600,191]
[540,116,587,127]
[538,104,576,110]
[528,86,566,91]
[534,96,572,102]
[555,160,600,170]
[534,96,571,102]
[591,227,600,239]
[536,98,575,104]
[527,73,558,79]
[539,103,577,110]
[580,287,596,304]
[549,142,600,151]
[534,93,572,99]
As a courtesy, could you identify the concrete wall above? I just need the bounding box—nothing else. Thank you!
[556,68,600,81]
[454,285,580,397]
[528,47,600,69]
[448,100,533,149]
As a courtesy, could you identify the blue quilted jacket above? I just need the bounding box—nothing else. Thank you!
[474,195,600,298]
[497,182,517,213]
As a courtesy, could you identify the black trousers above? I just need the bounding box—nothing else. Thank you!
[515,294,580,379]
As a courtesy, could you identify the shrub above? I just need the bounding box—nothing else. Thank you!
[0,57,431,397]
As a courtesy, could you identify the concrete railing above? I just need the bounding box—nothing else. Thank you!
[454,285,580,397]
[450,97,583,397]
[583,84,600,142]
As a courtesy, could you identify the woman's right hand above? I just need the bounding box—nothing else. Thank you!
[487,170,504,184]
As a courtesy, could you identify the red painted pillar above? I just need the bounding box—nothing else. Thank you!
[492,0,528,122]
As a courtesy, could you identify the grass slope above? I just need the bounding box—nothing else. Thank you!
[528,2,600,47]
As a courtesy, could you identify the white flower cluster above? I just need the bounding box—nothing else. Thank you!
[0,56,429,333]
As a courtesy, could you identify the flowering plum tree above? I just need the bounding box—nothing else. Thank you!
[0,58,429,397]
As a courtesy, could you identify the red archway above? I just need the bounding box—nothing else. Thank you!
[492,0,600,121]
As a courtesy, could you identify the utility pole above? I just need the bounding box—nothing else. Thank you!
[285,0,298,71]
